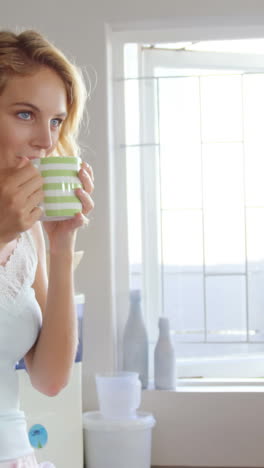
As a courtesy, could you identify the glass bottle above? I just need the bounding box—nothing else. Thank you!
[123,289,149,389]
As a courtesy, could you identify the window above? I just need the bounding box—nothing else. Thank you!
[113,38,264,382]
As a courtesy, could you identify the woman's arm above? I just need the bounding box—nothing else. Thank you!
[24,221,78,397]
[24,161,94,397]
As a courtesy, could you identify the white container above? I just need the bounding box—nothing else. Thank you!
[95,371,141,420]
[154,317,175,390]
[83,411,156,468]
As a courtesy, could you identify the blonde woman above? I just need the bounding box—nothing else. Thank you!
[0,29,94,467]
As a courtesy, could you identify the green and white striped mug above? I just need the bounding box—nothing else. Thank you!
[39,156,82,221]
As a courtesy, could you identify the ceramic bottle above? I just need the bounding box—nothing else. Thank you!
[123,289,149,389]
[154,317,175,390]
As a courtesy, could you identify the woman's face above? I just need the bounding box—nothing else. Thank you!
[0,66,67,169]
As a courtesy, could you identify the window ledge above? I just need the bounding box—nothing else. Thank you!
[143,378,264,393]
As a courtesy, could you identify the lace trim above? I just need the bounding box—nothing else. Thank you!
[0,236,21,270]
[0,230,38,303]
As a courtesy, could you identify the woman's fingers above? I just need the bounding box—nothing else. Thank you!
[82,161,94,182]
[29,205,44,224]
[79,162,94,194]
[27,187,44,211]
[14,159,41,188]
[76,162,95,215]
[21,173,44,200]
[75,187,94,215]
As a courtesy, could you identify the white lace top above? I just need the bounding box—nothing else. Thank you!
[0,230,42,461]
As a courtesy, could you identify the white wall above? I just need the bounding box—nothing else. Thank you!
[3,1,264,465]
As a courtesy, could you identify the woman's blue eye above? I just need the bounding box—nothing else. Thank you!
[51,118,62,128]
[17,113,62,128]
[18,112,31,120]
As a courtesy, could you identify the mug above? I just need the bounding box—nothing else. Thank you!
[39,156,82,221]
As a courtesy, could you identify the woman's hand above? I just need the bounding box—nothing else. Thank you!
[42,160,94,254]
[0,157,44,243]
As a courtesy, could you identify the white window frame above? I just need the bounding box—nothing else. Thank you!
[140,46,264,381]
[110,27,264,385]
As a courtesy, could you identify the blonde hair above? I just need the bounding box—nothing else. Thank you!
[0,29,88,156]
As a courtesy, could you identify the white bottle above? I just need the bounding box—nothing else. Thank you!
[154,317,175,390]
[123,290,149,389]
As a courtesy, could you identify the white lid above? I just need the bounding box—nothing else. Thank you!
[83,411,156,432]
[74,293,85,304]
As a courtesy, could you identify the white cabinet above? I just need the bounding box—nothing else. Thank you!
[18,362,83,468]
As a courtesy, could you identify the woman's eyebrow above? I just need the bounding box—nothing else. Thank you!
[10,102,67,117]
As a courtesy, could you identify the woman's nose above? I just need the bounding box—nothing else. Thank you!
[32,123,53,151]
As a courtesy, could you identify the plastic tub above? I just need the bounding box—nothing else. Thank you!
[83,411,156,468]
